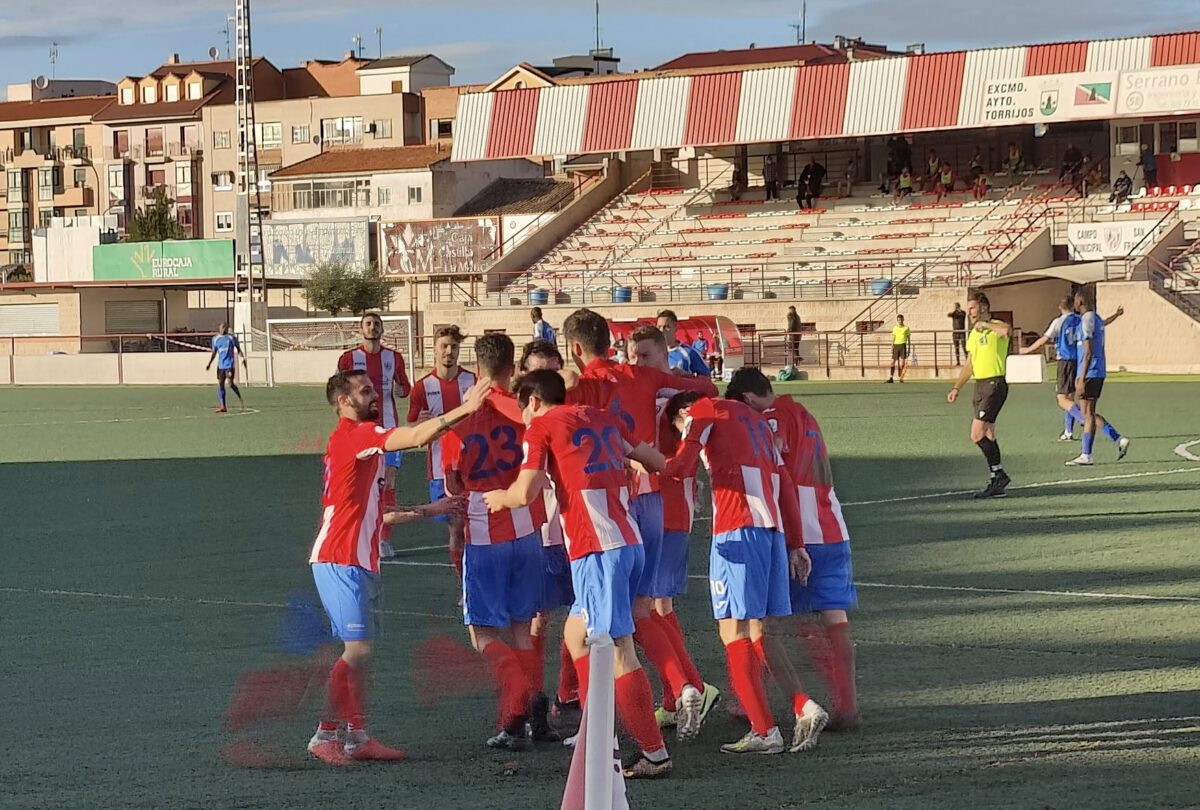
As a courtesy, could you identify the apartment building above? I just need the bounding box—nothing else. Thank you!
[0,94,113,267]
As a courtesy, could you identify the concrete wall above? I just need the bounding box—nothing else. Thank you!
[985,278,1071,343]
[32,216,108,283]
[1097,280,1200,373]
[11,353,120,384]
[269,349,345,384]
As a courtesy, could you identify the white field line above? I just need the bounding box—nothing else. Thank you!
[1174,439,1200,462]
[0,408,261,429]
[0,585,452,619]
[388,544,446,554]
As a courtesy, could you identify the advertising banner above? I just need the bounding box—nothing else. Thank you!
[1067,220,1161,260]
[979,71,1118,125]
[92,239,234,281]
[380,217,500,276]
[1116,66,1200,117]
[263,218,372,279]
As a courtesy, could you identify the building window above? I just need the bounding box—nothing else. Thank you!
[7,169,25,203]
[74,168,87,188]
[257,164,281,187]
[120,87,134,104]
[215,211,233,232]
[407,186,422,204]
[187,82,202,100]
[38,167,58,201]
[212,171,234,191]
[213,130,231,150]
[39,209,55,228]
[72,127,86,150]
[291,125,310,144]
[1180,121,1199,153]
[378,187,392,205]
[141,85,157,104]
[145,127,164,157]
[167,84,180,102]
[257,122,282,149]
[107,165,126,202]
[320,116,363,145]
[175,163,193,195]
[114,130,130,158]
[437,119,453,139]
[1116,125,1140,157]
[8,209,30,242]
[372,119,392,139]
[177,204,193,228]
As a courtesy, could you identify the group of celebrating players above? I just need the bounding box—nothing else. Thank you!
[304,308,860,776]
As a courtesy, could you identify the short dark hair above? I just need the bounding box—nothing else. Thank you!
[725,367,773,402]
[360,312,383,326]
[629,324,667,351]
[897,314,905,322]
[326,369,367,406]
[970,291,991,310]
[665,390,703,425]
[530,307,543,319]
[562,308,610,355]
[433,324,465,343]
[656,309,679,325]
[520,339,562,371]
[474,332,514,376]
[1074,288,1093,308]
[514,369,566,409]
[1060,295,1074,310]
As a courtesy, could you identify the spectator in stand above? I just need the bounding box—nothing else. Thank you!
[924,150,941,192]
[934,162,956,202]
[1110,170,1133,204]
[972,172,991,201]
[1060,143,1084,184]
[763,156,780,201]
[1003,142,1024,183]
[892,167,914,205]
[691,332,709,360]
[838,155,856,197]
[1079,154,1102,197]
[1138,144,1158,190]
[730,166,747,202]
[948,303,967,366]
[786,306,803,366]
[797,157,826,211]
[968,146,985,184]
[531,307,555,344]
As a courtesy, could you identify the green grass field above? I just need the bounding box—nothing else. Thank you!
[2,378,1198,810]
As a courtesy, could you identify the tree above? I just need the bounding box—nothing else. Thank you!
[302,261,392,317]
[127,186,185,242]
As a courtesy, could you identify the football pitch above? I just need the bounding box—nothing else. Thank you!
[2,377,1198,810]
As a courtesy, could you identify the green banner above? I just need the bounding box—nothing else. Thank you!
[92,240,234,281]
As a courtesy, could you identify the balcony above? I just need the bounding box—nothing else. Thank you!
[57,186,95,207]
[166,142,203,160]
[105,145,136,161]
[11,148,56,169]
[56,146,92,164]
[141,183,176,200]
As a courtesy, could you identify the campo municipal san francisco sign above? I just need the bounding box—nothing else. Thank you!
[92,240,235,281]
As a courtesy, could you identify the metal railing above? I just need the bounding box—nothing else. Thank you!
[757,328,975,378]
[481,173,603,265]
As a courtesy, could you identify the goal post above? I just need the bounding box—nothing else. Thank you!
[263,315,415,387]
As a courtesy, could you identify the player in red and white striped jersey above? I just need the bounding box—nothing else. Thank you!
[627,325,720,732]
[727,367,859,730]
[518,340,579,715]
[336,313,413,557]
[306,368,488,766]
[407,325,477,582]
[442,334,555,748]
[664,392,824,756]
[562,309,716,743]
[483,370,674,780]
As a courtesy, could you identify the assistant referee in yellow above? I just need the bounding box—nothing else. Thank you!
[947,292,1012,498]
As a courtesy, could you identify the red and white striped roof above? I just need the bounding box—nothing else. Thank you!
[453,31,1200,162]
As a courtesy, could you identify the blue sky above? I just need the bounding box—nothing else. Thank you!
[0,0,1193,96]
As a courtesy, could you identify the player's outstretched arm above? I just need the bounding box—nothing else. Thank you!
[947,362,973,403]
[385,377,491,451]
[627,441,665,473]
[483,469,548,513]
[1103,306,1124,325]
[1020,335,1049,355]
[986,319,1011,337]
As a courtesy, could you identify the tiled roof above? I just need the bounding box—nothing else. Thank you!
[92,96,215,122]
[270,144,450,179]
[454,178,575,216]
[653,43,894,71]
[0,95,114,123]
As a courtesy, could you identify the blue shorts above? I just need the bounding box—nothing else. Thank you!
[790,542,857,613]
[462,532,543,628]
[385,450,403,468]
[569,544,644,641]
[652,530,690,597]
[429,477,450,523]
[539,543,574,613]
[629,492,663,597]
[312,562,381,642]
[709,527,792,621]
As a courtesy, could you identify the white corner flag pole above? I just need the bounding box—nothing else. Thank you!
[562,632,627,810]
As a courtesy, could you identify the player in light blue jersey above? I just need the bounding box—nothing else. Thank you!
[1065,291,1130,466]
[1020,296,1083,440]
[656,310,709,376]
[206,323,246,413]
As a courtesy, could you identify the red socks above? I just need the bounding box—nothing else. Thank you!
[755,635,811,716]
[516,646,544,694]
[573,653,590,709]
[633,616,689,697]
[825,622,858,717]
[614,670,666,755]
[657,611,704,691]
[726,638,774,736]
[558,640,579,704]
[328,657,365,730]
[481,642,533,727]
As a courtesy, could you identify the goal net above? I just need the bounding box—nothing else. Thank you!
[264,315,415,386]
